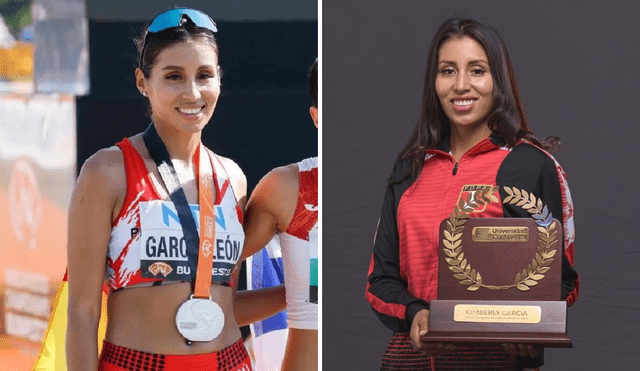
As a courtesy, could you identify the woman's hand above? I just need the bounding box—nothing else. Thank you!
[410,309,456,356]
[502,343,540,357]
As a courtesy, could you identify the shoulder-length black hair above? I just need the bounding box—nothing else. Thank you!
[394,17,557,181]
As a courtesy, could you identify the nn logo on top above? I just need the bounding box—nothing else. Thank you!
[160,203,226,231]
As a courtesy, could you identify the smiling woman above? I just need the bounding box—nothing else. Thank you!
[63,8,281,371]
[365,18,579,371]
[436,36,494,160]
[136,41,221,135]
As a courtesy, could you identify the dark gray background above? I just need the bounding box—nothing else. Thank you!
[323,0,640,369]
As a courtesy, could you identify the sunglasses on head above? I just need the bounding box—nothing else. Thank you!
[139,8,218,68]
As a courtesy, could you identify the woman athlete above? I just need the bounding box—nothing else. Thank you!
[240,59,318,371]
[66,8,275,371]
[366,18,579,371]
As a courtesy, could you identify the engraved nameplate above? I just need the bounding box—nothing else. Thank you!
[471,226,529,243]
[454,304,541,324]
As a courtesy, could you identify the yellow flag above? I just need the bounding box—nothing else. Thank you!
[32,271,108,370]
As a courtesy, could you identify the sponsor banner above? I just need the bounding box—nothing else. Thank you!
[5,312,48,342]
[0,91,74,371]
[0,95,73,283]
[0,95,75,172]
[4,289,51,318]
[139,200,242,283]
[4,268,50,295]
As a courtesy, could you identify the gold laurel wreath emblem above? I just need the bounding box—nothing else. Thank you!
[443,186,558,292]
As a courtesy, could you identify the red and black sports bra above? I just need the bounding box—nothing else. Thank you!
[104,138,244,292]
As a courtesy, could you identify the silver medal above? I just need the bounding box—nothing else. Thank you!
[175,296,225,342]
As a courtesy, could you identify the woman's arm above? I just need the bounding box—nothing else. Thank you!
[497,143,579,368]
[66,149,122,371]
[241,165,297,261]
[367,160,460,355]
[365,160,429,333]
[233,165,296,324]
[366,165,453,355]
[234,283,286,326]
[538,155,579,304]
[497,143,579,303]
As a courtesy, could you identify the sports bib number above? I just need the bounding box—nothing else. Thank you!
[139,200,242,283]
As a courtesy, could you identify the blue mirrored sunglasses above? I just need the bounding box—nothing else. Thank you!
[139,8,217,68]
[148,8,217,34]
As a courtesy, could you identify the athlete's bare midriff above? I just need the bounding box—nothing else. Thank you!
[105,282,241,354]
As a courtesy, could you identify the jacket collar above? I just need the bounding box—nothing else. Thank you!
[433,131,506,156]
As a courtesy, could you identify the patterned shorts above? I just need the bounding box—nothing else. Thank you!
[98,338,252,371]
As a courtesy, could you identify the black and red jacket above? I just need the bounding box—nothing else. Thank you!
[366,132,579,333]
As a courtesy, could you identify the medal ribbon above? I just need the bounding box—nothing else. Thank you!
[143,123,216,298]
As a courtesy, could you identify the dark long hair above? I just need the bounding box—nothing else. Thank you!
[394,18,558,181]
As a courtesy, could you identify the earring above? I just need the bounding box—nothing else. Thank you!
[141,91,148,97]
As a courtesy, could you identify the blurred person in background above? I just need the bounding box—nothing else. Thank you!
[241,58,318,371]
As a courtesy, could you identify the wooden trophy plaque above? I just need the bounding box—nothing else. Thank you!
[421,216,572,348]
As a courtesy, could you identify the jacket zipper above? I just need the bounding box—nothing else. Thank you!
[452,162,459,175]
